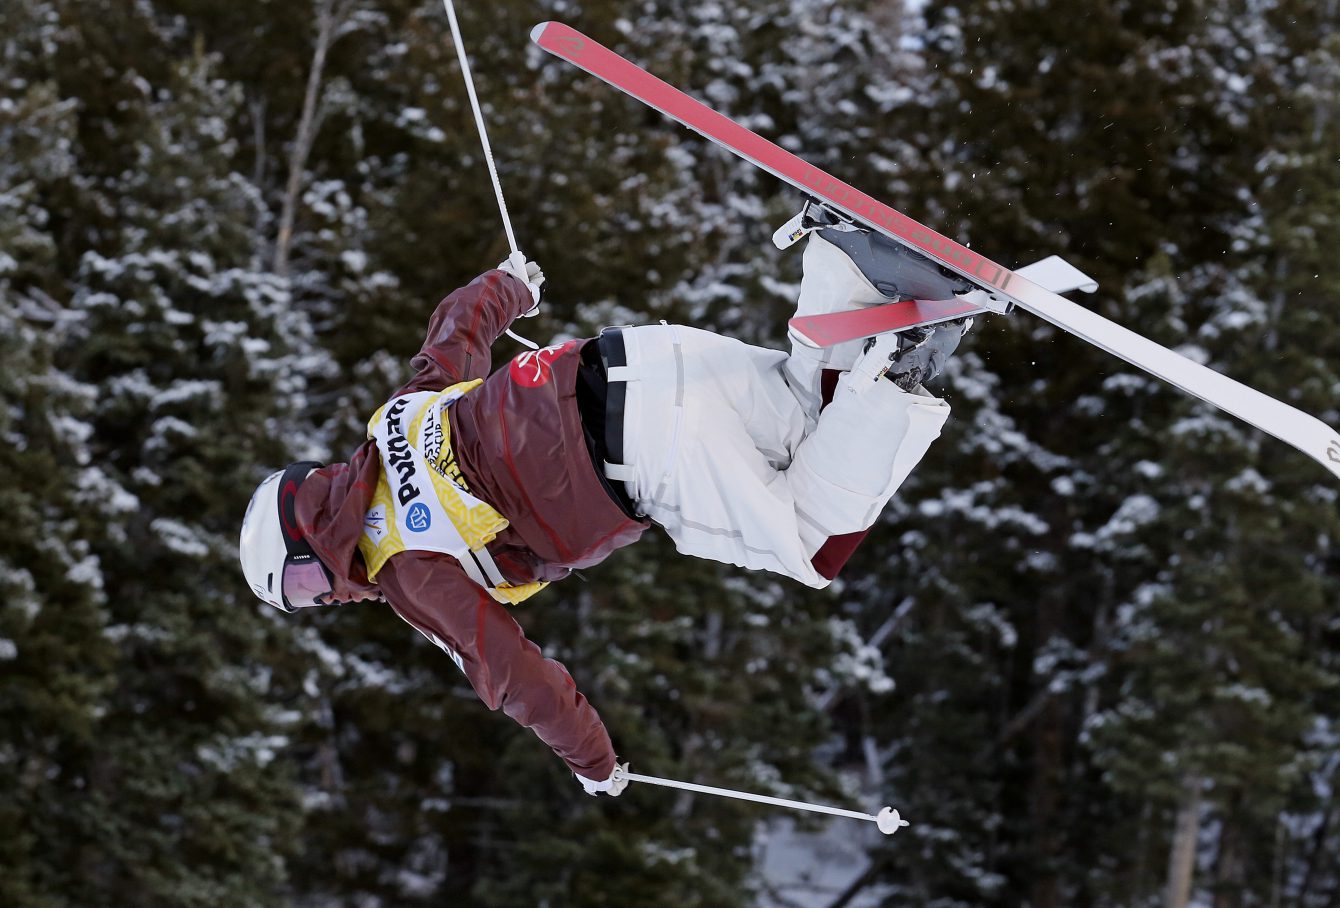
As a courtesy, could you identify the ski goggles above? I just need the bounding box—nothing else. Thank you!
[275,461,334,613]
[278,556,334,612]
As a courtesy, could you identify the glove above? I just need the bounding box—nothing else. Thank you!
[576,761,629,797]
[497,255,545,316]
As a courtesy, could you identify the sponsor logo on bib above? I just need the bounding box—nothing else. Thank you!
[384,398,422,506]
[509,340,579,388]
[406,502,432,532]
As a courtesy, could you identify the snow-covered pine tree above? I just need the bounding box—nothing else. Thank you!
[813,0,1340,905]
[1255,7,1340,905]
[5,1,1335,905]
[1077,3,1340,905]
[33,23,318,901]
[0,19,119,898]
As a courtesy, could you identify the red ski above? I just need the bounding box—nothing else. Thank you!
[790,253,1101,346]
[531,20,1340,481]
[791,297,983,347]
[530,21,1017,309]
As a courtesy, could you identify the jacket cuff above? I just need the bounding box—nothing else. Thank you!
[488,268,536,319]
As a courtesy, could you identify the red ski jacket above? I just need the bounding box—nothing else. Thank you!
[296,270,648,779]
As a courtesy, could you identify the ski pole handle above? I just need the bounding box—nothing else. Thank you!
[614,768,909,835]
[506,250,529,282]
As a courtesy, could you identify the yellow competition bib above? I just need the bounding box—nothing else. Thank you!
[358,382,547,604]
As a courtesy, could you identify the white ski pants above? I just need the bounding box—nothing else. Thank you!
[604,237,952,588]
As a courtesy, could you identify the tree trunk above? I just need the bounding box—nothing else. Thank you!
[1269,815,1286,908]
[273,0,341,278]
[1213,803,1246,908]
[1164,775,1201,908]
[1029,589,1067,908]
[1029,693,1064,908]
[249,94,268,267]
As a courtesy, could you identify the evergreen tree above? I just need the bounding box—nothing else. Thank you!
[0,3,326,896]
[0,28,116,902]
[3,1,1337,905]
[824,0,1340,905]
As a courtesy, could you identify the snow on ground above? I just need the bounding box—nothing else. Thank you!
[755,815,891,907]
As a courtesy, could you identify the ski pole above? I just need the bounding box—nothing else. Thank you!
[613,767,910,836]
[441,0,524,274]
[441,0,537,347]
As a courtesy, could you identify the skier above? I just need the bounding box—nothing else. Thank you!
[239,213,970,795]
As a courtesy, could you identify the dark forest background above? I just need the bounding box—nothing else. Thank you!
[2,0,1339,905]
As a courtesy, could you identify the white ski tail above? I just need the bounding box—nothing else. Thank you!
[531,21,1340,482]
[1015,255,1098,295]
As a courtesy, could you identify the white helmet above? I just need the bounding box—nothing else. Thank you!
[239,462,332,613]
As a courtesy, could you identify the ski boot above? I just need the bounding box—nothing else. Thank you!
[849,318,972,392]
[774,200,978,302]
